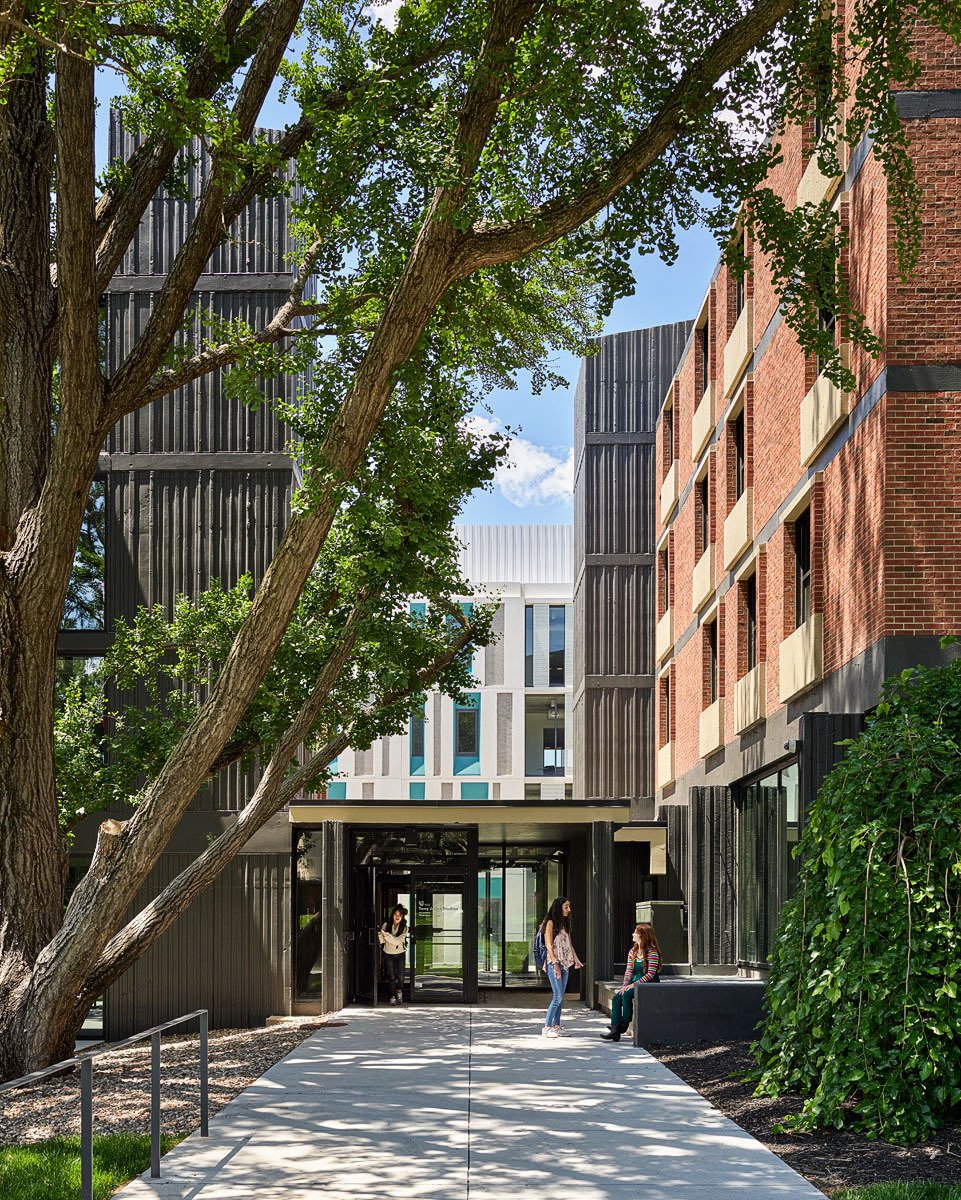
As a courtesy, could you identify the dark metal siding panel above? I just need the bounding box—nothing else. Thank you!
[572,324,691,805]
[104,468,290,812]
[105,469,291,621]
[660,803,689,904]
[582,566,654,677]
[799,712,865,830]
[105,853,291,1039]
[582,443,656,555]
[108,113,298,277]
[105,292,294,454]
[690,786,736,966]
[580,324,693,435]
[583,687,652,800]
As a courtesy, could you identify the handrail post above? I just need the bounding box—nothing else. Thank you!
[199,1010,209,1137]
[80,1056,93,1200]
[150,1031,161,1178]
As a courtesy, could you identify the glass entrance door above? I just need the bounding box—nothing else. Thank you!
[412,873,465,1001]
[477,846,564,988]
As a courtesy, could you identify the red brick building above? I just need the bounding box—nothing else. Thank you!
[652,25,961,972]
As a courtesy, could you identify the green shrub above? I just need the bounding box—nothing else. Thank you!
[753,645,961,1142]
[0,1132,181,1200]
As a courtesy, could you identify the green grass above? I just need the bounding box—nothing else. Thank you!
[833,1186,961,1199]
[0,1132,182,1200]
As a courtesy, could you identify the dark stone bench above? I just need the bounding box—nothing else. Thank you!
[596,976,766,1045]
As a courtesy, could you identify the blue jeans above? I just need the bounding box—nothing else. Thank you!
[545,964,570,1028]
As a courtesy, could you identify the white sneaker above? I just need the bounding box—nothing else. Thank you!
[542,1026,559,1038]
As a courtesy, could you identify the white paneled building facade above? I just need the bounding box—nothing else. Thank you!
[328,525,574,803]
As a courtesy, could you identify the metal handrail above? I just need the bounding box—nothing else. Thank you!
[0,1009,209,1200]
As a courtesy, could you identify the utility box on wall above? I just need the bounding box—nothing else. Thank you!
[635,899,687,965]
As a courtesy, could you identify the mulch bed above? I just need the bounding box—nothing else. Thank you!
[648,1040,961,1197]
[0,1018,334,1147]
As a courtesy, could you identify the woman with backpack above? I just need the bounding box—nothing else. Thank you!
[600,922,661,1042]
[377,904,409,1004]
[539,897,583,1038]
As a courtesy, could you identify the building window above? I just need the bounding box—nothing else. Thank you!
[745,574,757,672]
[794,509,812,628]
[812,54,833,145]
[699,321,710,387]
[62,479,106,630]
[454,693,481,775]
[660,547,670,612]
[542,724,565,774]
[816,297,836,377]
[733,409,745,501]
[661,675,672,744]
[525,696,565,777]
[734,271,746,319]
[456,707,478,755]
[664,404,675,467]
[524,605,534,687]
[548,605,565,687]
[697,476,710,556]
[410,708,425,775]
[707,620,718,705]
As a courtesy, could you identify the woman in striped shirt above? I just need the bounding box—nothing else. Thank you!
[600,923,661,1042]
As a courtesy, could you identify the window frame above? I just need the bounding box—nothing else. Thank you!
[794,509,812,629]
[707,620,719,705]
[745,573,757,673]
[733,409,746,501]
[548,604,565,688]
[697,475,710,556]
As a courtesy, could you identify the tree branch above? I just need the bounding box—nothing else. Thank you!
[33,0,532,1010]
[92,0,258,294]
[454,0,799,276]
[102,0,305,421]
[81,611,480,998]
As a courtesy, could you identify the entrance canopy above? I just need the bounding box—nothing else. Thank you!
[288,803,630,828]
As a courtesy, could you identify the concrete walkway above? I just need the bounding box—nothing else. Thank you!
[117,1005,824,1199]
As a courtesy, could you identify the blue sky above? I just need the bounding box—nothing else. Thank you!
[459,228,719,525]
[97,67,719,529]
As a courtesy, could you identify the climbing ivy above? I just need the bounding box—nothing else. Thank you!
[753,641,961,1143]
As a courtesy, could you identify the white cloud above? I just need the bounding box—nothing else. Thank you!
[462,415,574,509]
[365,0,404,30]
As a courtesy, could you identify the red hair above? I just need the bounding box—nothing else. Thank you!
[634,922,660,969]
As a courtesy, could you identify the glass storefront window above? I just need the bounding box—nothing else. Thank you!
[295,831,323,998]
[477,846,563,988]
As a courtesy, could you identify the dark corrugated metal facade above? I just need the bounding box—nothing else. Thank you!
[572,324,692,813]
[89,113,300,1035]
[689,786,736,967]
[105,854,292,1039]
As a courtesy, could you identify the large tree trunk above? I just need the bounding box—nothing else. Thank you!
[0,54,83,1079]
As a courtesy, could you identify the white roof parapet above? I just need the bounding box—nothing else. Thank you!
[454,524,573,587]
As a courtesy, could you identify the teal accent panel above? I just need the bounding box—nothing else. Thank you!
[326,781,346,800]
[409,782,426,800]
[460,781,489,800]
